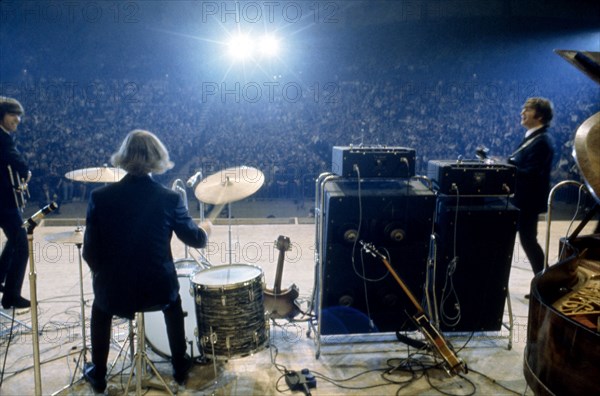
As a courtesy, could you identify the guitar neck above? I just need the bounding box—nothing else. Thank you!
[273,250,285,294]
[380,256,423,313]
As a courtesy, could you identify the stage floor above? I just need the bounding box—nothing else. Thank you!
[0,218,595,395]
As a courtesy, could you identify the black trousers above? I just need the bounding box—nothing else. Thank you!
[90,295,188,377]
[518,209,545,275]
[0,207,29,299]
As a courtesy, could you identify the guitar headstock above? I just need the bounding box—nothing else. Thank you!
[359,240,385,259]
[275,235,291,252]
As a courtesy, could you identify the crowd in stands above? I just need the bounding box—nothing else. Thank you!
[2,39,598,210]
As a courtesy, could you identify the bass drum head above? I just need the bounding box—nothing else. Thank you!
[191,263,263,289]
[144,259,203,359]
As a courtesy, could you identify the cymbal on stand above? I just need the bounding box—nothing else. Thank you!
[574,112,600,203]
[45,228,84,245]
[195,166,264,205]
[65,166,126,183]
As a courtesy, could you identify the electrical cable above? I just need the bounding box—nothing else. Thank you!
[440,186,462,327]
[0,308,16,390]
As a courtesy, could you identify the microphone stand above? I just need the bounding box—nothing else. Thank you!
[26,223,43,396]
[23,202,58,396]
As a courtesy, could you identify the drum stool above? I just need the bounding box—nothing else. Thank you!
[124,311,175,395]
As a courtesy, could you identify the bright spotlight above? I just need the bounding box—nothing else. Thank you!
[259,35,280,57]
[227,34,254,61]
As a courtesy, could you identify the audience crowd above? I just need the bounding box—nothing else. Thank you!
[3,52,598,210]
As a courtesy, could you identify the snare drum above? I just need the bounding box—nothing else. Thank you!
[145,258,205,358]
[191,264,268,360]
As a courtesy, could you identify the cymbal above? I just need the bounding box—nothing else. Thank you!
[195,166,264,205]
[65,167,126,183]
[574,111,600,204]
[45,228,84,244]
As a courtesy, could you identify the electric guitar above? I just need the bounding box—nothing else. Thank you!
[264,235,301,319]
[360,241,466,376]
[7,165,29,212]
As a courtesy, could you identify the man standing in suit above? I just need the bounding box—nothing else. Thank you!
[83,130,212,392]
[508,97,555,278]
[0,97,32,309]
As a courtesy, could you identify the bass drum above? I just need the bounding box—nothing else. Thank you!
[144,258,205,359]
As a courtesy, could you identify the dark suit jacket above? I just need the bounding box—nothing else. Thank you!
[82,174,208,318]
[508,125,554,214]
[0,130,29,211]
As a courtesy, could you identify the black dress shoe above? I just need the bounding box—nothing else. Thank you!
[2,295,31,309]
[84,363,107,393]
[173,355,193,385]
[524,294,530,299]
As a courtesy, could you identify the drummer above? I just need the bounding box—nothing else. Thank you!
[82,130,212,392]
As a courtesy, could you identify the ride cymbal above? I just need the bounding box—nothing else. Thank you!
[65,166,126,183]
[45,228,84,244]
[195,166,264,205]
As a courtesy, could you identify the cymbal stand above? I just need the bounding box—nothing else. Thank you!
[174,178,211,265]
[52,234,88,394]
[227,202,233,265]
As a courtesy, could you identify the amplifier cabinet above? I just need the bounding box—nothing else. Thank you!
[427,160,516,196]
[317,178,435,334]
[332,146,416,178]
[434,198,519,332]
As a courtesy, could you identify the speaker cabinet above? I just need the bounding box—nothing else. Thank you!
[318,179,436,334]
[434,198,518,332]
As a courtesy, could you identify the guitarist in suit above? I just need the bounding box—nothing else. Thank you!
[508,97,555,279]
[0,97,32,310]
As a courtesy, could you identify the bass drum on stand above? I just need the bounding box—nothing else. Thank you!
[144,258,207,359]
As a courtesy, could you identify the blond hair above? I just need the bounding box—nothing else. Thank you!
[111,130,174,176]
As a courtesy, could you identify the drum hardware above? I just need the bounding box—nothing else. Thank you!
[194,166,265,206]
[172,178,212,267]
[65,164,126,183]
[124,312,176,395]
[195,166,265,265]
[45,226,90,395]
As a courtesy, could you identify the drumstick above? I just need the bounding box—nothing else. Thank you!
[207,203,226,221]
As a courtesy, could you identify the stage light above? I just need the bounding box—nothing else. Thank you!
[227,34,254,61]
[259,35,280,57]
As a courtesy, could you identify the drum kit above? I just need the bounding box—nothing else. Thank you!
[51,164,270,391]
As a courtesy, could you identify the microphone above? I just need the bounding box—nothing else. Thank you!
[24,202,59,228]
[186,171,202,187]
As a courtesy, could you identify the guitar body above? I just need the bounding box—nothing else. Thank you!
[7,165,29,211]
[413,313,465,375]
[264,235,301,320]
[264,285,301,319]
